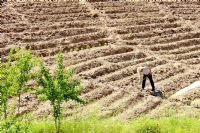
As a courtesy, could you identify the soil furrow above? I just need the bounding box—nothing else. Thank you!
[80,52,147,79]
[117,23,181,35]
[98,59,167,83]
[62,45,133,65]
[101,91,145,118]
[62,38,112,52]
[81,83,115,101]
[149,36,200,51]
[122,27,191,40]
[110,62,184,89]
[169,45,200,55]
[117,96,162,119]
[169,50,200,61]
[1,21,102,33]
[156,71,200,97]
[98,88,129,108]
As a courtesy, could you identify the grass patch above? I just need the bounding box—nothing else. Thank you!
[133,116,200,133]
[26,116,200,133]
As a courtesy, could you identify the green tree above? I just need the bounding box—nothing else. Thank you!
[37,53,85,133]
[0,51,16,120]
[10,48,37,114]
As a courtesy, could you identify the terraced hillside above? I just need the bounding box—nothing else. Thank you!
[1,1,200,120]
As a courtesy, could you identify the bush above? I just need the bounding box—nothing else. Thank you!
[37,53,85,133]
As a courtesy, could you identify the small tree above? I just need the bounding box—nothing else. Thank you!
[10,48,37,114]
[0,52,16,120]
[37,53,85,133]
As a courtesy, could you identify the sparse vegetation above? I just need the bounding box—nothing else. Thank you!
[0,48,37,119]
[0,113,31,133]
[0,49,85,133]
[1,115,200,133]
[70,48,73,52]
[74,47,79,51]
[0,51,15,120]
[10,48,37,114]
[86,45,90,49]
[37,53,85,133]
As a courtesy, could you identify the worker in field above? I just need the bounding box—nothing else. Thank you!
[137,66,155,91]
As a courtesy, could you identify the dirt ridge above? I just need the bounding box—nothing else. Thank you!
[1,1,200,119]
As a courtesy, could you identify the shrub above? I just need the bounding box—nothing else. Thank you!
[37,53,85,133]
[10,48,38,114]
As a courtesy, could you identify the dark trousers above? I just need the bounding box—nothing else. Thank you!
[142,74,155,91]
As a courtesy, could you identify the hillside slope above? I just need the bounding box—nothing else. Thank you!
[1,1,200,120]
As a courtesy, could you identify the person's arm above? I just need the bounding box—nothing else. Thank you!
[138,71,142,83]
[149,67,152,75]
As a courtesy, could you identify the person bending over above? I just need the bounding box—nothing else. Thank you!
[137,66,155,91]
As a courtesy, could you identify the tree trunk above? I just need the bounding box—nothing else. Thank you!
[3,101,7,120]
[18,92,21,114]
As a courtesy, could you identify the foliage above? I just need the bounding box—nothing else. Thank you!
[0,48,87,133]
[0,48,38,120]
[37,53,85,133]
[0,50,16,119]
[135,124,160,133]
[0,108,31,133]
[74,48,79,51]
[9,48,38,114]
[70,49,73,52]
[22,115,200,133]
[86,45,90,49]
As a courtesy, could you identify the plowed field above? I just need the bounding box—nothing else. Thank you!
[1,1,200,120]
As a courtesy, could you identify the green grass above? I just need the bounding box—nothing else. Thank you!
[27,116,200,133]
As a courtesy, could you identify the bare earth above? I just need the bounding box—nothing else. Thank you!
[1,1,200,120]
